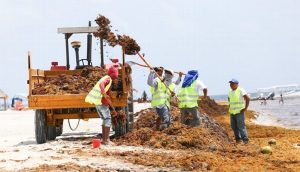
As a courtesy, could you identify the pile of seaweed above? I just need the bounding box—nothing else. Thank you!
[32,67,106,95]
[94,15,140,55]
[115,97,231,151]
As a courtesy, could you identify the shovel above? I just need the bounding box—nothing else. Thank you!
[136,52,179,101]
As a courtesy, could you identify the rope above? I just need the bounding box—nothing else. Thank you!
[68,119,80,131]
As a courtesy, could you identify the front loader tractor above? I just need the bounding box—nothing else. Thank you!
[28,22,134,144]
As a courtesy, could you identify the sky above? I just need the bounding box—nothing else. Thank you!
[1,0,300,100]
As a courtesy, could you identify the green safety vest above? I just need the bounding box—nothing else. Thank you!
[85,75,112,105]
[228,87,245,115]
[150,79,175,108]
[178,81,199,108]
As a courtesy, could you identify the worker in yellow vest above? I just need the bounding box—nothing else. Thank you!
[147,68,176,130]
[228,79,250,144]
[178,70,207,126]
[85,66,118,145]
[148,67,164,130]
[163,69,178,107]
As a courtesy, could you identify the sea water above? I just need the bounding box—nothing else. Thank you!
[211,94,300,130]
[249,98,300,130]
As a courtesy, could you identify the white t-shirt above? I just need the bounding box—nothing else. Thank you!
[194,80,207,95]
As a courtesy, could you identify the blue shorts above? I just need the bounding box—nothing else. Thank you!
[96,105,112,127]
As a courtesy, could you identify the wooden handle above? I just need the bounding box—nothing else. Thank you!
[136,52,179,101]
[129,61,185,75]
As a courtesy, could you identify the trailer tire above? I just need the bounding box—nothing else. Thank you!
[35,110,47,144]
[47,126,56,140]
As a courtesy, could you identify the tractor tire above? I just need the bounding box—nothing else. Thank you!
[47,126,56,140]
[128,95,134,114]
[114,94,134,137]
[35,109,47,144]
[56,124,63,137]
[127,95,134,132]
[125,106,130,132]
[114,107,127,137]
[114,123,126,137]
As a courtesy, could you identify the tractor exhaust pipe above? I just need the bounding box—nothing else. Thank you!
[87,21,92,65]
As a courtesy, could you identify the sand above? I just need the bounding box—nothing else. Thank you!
[0,101,299,171]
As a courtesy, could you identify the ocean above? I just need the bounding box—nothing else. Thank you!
[250,98,300,130]
[211,94,300,130]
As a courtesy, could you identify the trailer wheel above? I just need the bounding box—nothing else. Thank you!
[35,110,47,144]
[47,126,56,140]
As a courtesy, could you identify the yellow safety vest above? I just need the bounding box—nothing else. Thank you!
[85,75,112,105]
[150,79,175,108]
[178,81,198,108]
[228,87,245,115]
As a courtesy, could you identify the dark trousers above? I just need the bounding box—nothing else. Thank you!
[180,107,201,127]
[230,112,248,142]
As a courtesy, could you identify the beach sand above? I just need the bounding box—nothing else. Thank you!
[0,102,299,171]
[211,110,300,171]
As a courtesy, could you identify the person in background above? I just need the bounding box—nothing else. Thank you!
[85,66,118,145]
[147,67,175,130]
[178,70,207,127]
[259,93,267,105]
[228,79,250,144]
[279,93,284,104]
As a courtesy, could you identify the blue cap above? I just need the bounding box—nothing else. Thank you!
[229,78,239,84]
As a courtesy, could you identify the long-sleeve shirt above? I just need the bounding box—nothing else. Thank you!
[147,71,159,88]
[147,71,181,87]
[174,76,182,85]
[99,77,112,106]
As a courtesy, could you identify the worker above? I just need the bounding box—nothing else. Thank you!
[85,66,118,145]
[228,79,250,144]
[279,93,284,104]
[148,67,163,130]
[147,67,175,130]
[178,70,207,127]
[163,69,177,107]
